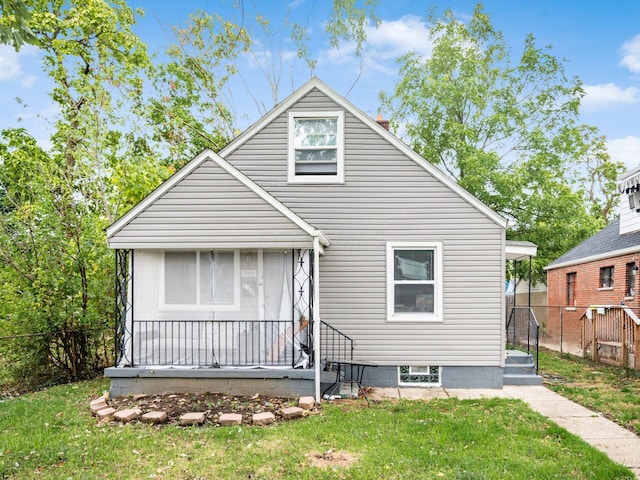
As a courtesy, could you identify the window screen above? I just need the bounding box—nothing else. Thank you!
[165,251,235,306]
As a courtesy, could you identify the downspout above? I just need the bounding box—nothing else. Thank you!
[313,236,321,403]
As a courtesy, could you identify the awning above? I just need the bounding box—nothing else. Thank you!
[617,166,640,193]
[506,240,537,261]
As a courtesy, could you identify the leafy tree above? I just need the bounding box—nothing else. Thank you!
[381,4,623,280]
[0,0,158,387]
[0,128,113,385]
[0,0,35,49]
[144,10,250,168]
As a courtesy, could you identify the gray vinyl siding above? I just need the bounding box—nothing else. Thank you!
[224,87,505,367]
[108,159,314,249]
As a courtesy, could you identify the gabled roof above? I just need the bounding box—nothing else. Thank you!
[545,218,640,270]
[218,77,508,230]
[106,149,330,249]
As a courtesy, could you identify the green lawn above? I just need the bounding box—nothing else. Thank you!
[0,377,634,479]
[538,349,640,435]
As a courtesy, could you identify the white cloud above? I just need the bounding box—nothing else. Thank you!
[582,83,640,110]
[319,15,432,73]
[607,136,640,170]
[0,44,39,85]
[366,15,432,59]
[0,45,23,80]
[620,34,640,73]
[21,75,37,88]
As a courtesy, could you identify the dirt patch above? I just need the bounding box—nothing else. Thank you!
[307,449,357,469]
[104,392,320,426]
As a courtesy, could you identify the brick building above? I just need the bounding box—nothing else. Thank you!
[545,167,640,350]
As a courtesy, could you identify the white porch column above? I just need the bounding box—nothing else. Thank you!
[313,237,321,403]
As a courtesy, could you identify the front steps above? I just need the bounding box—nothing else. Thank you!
[503,350,543,385]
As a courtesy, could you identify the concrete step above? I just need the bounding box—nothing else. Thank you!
[504,363,537,375]
[505,350,536,365]
[504,350,543,385]
[503,373,544,386]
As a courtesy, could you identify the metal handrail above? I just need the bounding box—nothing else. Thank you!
[320,320,354,365]
[506,306,540,372]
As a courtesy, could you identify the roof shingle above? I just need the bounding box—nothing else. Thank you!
[546,218,640,269]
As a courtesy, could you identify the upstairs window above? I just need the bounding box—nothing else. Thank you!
[566,272,576,306]
[599,266,614,289]
[288,111,344,183]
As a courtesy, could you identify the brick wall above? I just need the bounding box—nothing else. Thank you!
[546,252,640,346]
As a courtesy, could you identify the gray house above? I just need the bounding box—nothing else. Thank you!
[106,77,519,400]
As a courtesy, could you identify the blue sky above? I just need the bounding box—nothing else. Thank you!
[2,0,640,169]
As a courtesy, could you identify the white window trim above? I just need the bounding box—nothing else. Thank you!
[287,110,345,184]
[386,242,443,322]
[161,250,241,311]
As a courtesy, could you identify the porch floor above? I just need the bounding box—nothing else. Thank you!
[105,366,316,398]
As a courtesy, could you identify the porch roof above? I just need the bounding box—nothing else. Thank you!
[106,149,331,251]
[506,240,538,261]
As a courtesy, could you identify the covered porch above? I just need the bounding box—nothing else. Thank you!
[504,240,542,385]
[105,245,352,399]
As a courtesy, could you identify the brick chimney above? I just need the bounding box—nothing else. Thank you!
[376,114,390,130]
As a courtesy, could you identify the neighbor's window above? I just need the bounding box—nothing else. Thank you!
[566,272,576,306]
[164,250,238,308]
[599,266,614,289]
[288,111,344,183]
[626,263,636,297]
[387,242,442,321]
[399,366,441,386]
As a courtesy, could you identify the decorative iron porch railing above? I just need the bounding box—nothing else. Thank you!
[506,306,540,372]
[121,319,312,368]
[113,248,355,372]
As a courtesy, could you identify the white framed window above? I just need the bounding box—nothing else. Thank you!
[288,110,344,183]
[386,242,443,322]
[398,366,441,387]
[163,250,240,310]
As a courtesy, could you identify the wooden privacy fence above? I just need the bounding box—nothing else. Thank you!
[581,306,640,370]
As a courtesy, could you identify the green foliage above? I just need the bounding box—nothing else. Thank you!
[0,0,157,388]
[0,128,113,386]
[326,0,380,55]
[381,4,624,280]
[145,10,248,167]
[0,0,36,49]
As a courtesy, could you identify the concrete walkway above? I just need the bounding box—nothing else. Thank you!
[370,385,640,478]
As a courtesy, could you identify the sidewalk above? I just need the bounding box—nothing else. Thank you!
[370,385,640,478]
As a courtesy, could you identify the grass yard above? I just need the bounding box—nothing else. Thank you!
[538,349,640,435]
[0,378,635,479]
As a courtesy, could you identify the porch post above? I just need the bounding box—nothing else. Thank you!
[313,237,321,403]
[115,249,133,367]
